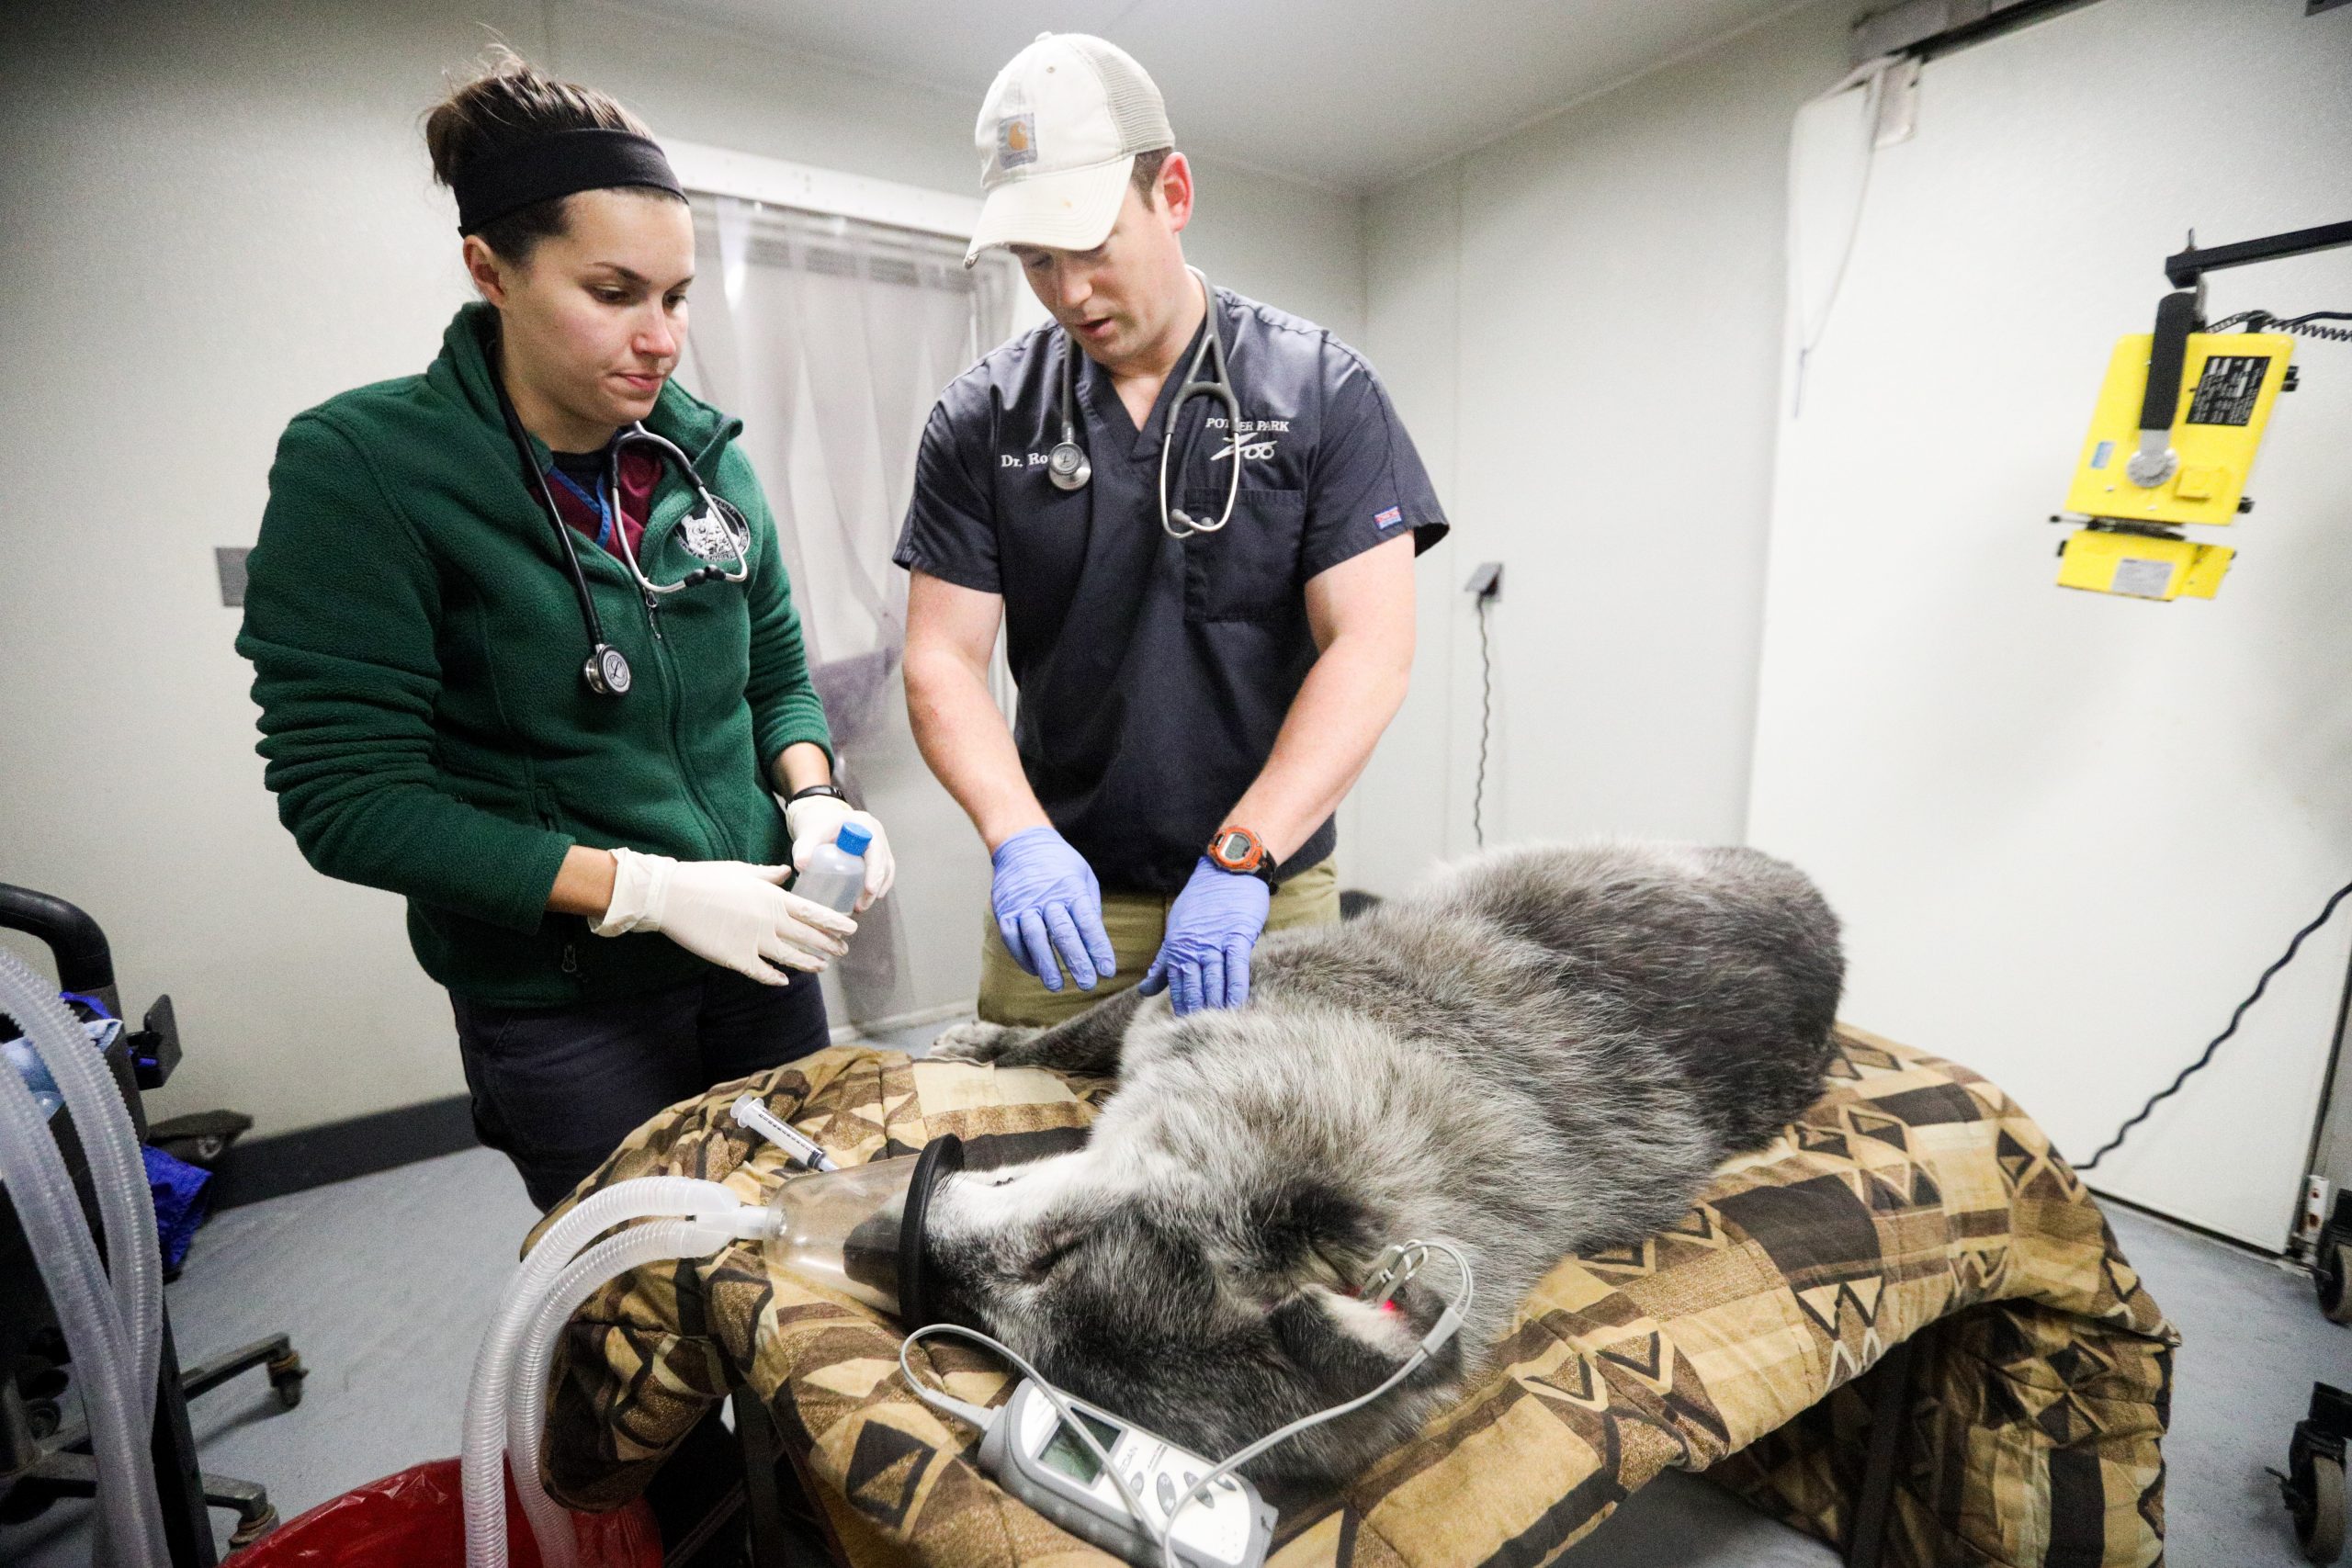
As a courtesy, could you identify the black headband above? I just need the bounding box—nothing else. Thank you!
[452,129,684,235]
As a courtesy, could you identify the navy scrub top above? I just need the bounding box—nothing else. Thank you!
[894,286,1447,895]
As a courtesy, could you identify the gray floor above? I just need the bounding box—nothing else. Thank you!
[6,1029,2344,1564]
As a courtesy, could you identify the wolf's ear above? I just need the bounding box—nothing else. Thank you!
[1243,1177,1383,1289]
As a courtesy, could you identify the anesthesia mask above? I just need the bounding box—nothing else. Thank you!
[760,1128,965,1322]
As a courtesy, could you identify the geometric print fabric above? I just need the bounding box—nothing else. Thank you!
[534,1027,2176,1568]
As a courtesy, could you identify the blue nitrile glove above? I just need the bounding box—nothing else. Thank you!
[990,827,1117,993]
[1139,858,1272,1016]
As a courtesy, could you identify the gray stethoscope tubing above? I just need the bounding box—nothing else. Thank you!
[1048,268,1242,541]
[1158,268,1242,539]
[602,423,752,597]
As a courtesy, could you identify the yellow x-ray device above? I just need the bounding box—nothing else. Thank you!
[2054,327,2292,601]
[2052,220,2349,602]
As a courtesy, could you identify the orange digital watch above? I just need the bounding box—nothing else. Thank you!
[1206,825,1277,885]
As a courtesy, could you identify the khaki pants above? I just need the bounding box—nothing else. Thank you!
[976,860,1340,1027]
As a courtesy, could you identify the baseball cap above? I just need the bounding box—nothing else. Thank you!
[965,32,1172,267]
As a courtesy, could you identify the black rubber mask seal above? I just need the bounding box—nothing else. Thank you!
[895,1134,964,1327]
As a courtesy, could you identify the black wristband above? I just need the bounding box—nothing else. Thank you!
[1207,852,1279,886]
[786,783,850,806]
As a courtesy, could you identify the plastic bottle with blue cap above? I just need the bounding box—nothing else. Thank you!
[793,822,871,915]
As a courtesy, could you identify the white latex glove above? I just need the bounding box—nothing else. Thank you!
[589,848,854,986]
[784,795,896,914]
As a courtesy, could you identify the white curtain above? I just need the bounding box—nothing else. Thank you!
[680,196,1019,1015]
[683,197,1017,746]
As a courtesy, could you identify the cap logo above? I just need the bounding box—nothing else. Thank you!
[997,112,1038,170]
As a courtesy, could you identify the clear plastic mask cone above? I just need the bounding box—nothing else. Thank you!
[762,1135,963,1319]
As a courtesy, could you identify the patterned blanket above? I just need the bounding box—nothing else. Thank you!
[533,1028,2176,1567]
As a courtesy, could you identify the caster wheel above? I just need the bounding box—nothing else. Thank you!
[2320,1243,2352,1327]
[227,1504,279,1551]
[266,1352,306,1410]
[2295,1451,2346,1564]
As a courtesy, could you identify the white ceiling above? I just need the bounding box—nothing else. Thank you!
[622,0,1816,191]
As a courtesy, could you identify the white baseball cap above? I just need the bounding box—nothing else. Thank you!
[965,32,1173,267]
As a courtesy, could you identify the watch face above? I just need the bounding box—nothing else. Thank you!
[1215,830,1258,868]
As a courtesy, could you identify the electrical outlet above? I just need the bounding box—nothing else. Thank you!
[2301,1173,2332,1251]
[1464,561,1503,602]
[217,547,251,607]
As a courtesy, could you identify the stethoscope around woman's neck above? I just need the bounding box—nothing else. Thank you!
[1047,266,1242,541]
[485,328,750,698]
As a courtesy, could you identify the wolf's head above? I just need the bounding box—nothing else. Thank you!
[917,1145,1466,1478]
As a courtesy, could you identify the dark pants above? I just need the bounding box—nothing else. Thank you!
[452,966,831,1211]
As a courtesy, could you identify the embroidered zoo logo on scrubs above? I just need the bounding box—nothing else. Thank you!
[1206,415,1285,466]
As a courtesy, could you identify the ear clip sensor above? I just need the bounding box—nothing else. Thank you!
[1357,1240,1430,1310]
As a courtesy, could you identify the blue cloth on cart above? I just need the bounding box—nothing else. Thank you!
[143,1143,211,1271]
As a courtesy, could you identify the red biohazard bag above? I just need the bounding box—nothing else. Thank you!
[229,1457,661,1567]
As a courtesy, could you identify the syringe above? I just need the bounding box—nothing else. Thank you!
[730,1094,841,1172]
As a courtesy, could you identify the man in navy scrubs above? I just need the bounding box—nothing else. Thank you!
[897,32,1447,1025]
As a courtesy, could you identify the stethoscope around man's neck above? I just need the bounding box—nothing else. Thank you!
[1048,266,1242,541]
[487,330,751,698]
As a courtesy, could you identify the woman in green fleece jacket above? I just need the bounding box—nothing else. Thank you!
[239,56,892,1209]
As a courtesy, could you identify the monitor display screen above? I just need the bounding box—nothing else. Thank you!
[1039,1407,1123,1485]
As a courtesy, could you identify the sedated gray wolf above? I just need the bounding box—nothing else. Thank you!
[921,841,1844,1480]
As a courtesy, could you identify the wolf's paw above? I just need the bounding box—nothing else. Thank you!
[927,1021,1038,1065]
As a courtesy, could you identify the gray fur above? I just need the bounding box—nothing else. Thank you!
[920,841,1843,1481]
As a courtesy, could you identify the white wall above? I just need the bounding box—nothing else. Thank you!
[1344,159,1469,888]
[0,0,1361,1137]
[1344,0,2351,1247]
[1746,0,2352,1247]
[1341,0,1858,894]
[556,1,1369,341]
